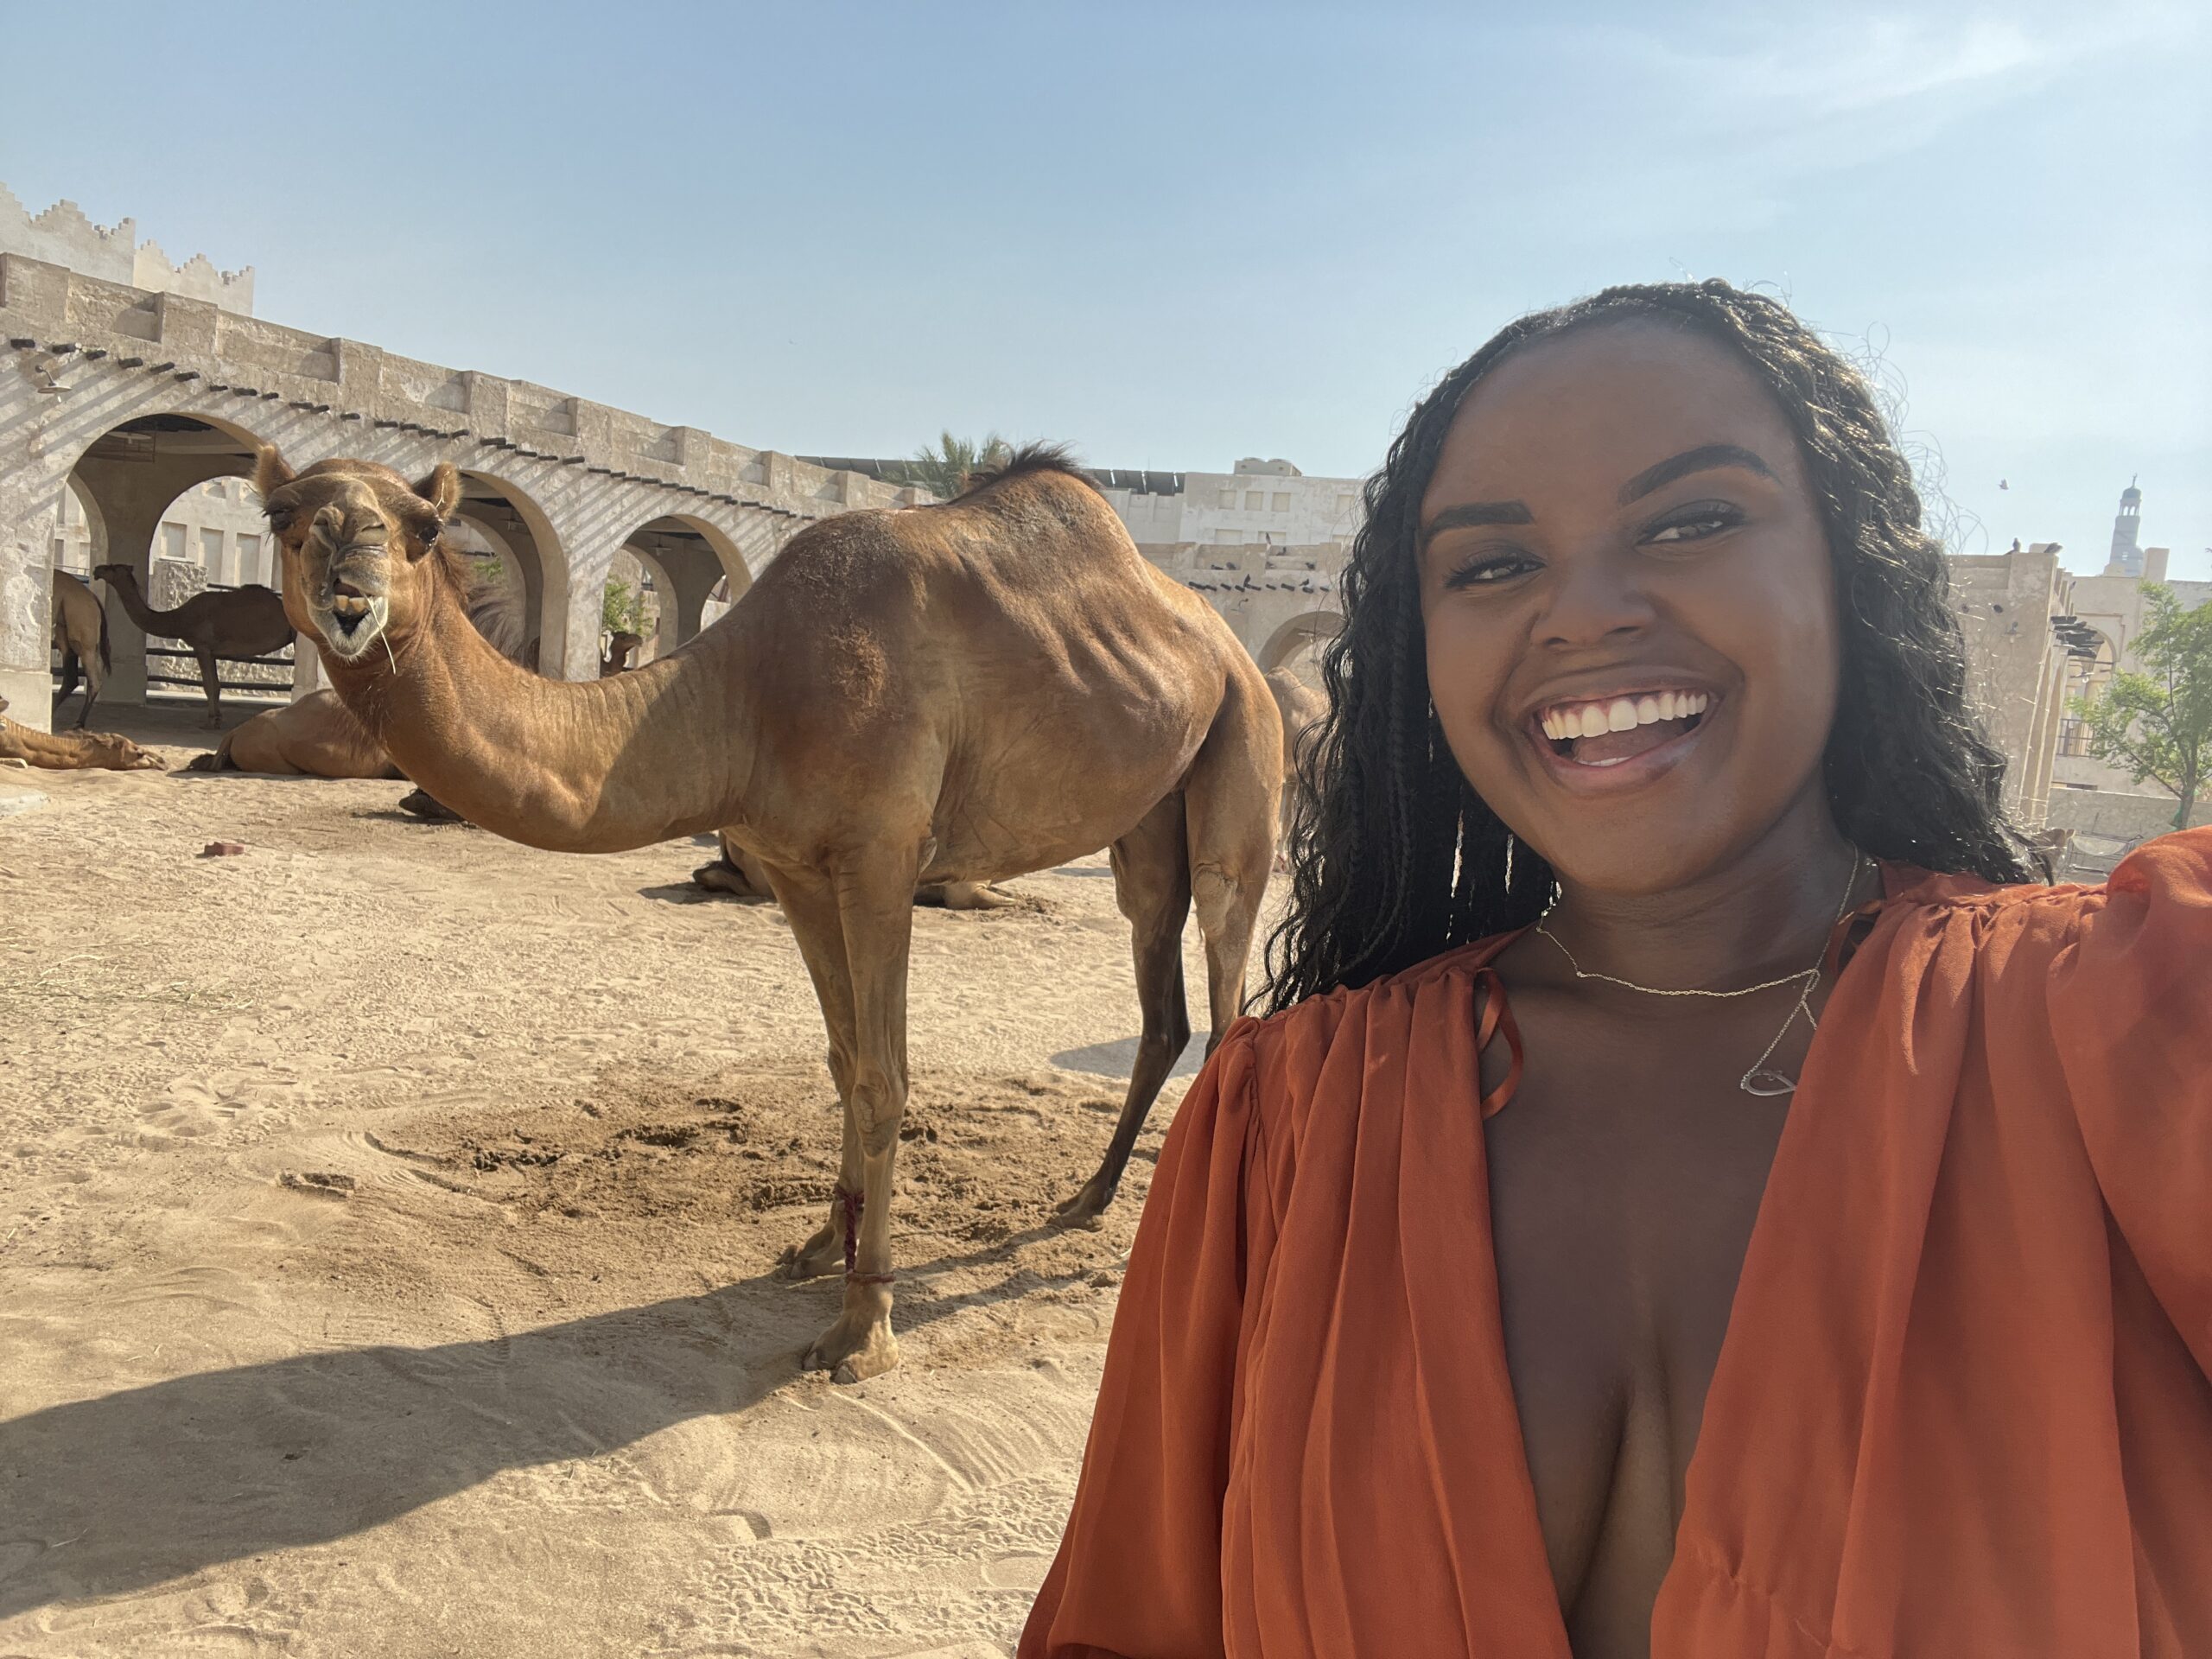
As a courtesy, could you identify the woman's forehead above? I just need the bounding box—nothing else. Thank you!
[1432,321,1799,493]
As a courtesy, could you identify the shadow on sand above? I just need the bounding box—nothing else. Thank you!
[0,1232,1076,1620]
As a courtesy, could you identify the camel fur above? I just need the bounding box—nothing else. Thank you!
[258,442,1281,1382]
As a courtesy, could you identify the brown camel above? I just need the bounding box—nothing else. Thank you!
[92,563,295,728]
[257,443,1281,1382]
[51,569,111,728]
[0,696,162,771]
[1264,665,1327,865]
[692,829,1015,910]
[183,689,401,779]
[187,582,525,784]
[600,629,644,677]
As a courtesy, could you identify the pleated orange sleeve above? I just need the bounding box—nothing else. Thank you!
[1019,1016,1269,1658]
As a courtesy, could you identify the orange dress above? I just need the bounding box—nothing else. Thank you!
[1021,830,2212,1658]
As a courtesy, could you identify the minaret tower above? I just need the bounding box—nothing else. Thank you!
[2104,477,2144,577]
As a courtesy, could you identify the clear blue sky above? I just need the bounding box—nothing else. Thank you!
[3,2,2205,578]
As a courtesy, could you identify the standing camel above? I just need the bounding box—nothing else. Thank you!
[257,444,1280,1382]
[0,696,162,771]
[1264,664,1326,864]
[50,569,110,728]
[92,563,295,728]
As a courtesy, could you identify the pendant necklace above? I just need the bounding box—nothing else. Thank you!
[1532,855,1867,1097]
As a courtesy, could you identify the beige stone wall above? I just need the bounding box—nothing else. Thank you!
[1948,545,2074,828]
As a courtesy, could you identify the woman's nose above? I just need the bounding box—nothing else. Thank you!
[1536,551,1657,649]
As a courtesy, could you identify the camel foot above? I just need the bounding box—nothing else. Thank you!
[397,787,464,823]
[1052,1175,1118,1230]
[183,752,223,772]
[919,880,1017,911]
[775,1225,844,1281]
[803,1309,900,1382]
[691,858,758,898]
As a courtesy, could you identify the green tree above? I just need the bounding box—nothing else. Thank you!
[602,577,646,638]
[906,430,1012,500]
[2075,583,2212,830]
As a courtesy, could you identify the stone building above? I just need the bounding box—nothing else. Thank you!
[1948,482,2212,873]
[1089,457,1364,556]
[2,186,924,731]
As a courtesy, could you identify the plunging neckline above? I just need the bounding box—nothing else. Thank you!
[1462,868,1899,1651]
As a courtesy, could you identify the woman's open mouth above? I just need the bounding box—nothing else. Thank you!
[1527,690,1714,785]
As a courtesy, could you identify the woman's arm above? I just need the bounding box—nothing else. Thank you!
[1020,1023,1266,1659]
[2050,828,2212,1375]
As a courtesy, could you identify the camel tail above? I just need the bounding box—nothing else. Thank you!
[99,606,111,672]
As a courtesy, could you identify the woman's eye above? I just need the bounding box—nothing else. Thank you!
[1444,552,1537,589]
[1643,503,1744,544]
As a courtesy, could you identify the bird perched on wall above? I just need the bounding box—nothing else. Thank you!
[21,351,72,394]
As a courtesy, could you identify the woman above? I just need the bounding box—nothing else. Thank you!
[1021,282,2209,1657]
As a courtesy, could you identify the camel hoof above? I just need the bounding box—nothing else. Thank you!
[183,752,222,772]
[776,1236,842,1281]
[804,1317,900,1382]
[1052,1179,1116,1230]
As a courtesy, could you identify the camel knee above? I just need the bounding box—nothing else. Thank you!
[1192,864,1246,941]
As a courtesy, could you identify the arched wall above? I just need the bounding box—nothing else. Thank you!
[1258,609,1344,672]
[60,406,279,708]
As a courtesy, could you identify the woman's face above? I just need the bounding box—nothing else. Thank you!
[1417,321,1842,894]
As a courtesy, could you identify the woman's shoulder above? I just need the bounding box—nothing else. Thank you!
[1877,826,2212,944]
[1212,933,1516,1135]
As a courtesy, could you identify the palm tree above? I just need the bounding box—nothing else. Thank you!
[906,431,1013,501]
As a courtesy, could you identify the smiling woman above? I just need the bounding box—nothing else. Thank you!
[1023,282,2212,1659]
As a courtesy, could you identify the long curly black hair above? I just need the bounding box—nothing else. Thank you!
[1263,279,2039,1013]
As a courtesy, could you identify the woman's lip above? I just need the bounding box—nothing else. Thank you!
[1522,696,1719,795]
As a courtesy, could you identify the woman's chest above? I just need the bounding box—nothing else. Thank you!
[1480,1007,1797,1651]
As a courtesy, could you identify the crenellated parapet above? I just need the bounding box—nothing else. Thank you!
[0,185,255,315]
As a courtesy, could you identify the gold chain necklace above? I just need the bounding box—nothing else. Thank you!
[1533,855,1866,1097]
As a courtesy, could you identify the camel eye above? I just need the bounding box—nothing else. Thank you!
[418,520,442,546]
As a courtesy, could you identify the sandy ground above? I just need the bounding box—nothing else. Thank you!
[1,698,1241,1658]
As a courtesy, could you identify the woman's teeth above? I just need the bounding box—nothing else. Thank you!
[1538,690,1708,742]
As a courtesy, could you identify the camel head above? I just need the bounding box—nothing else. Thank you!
[254,448,462,664]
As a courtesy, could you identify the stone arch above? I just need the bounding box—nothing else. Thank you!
[1257,609,1344,675]
[458,470,568,676]
[61,410,285,708]
[607,512,754,659]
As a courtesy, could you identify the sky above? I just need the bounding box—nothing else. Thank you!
[3,1,2205,579]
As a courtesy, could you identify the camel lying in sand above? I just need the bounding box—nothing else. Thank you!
[691,830,1014,910]
[259,442,1280,1381]
[0,696,162,771]
[51,569,110,729]
[92,563,295,728]
[184,689,400,779]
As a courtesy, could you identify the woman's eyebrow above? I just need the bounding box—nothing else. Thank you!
[1417,499,1533,553]
[1618,443,1774,504]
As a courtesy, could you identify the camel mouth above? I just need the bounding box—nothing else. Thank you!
[314,593,390,659]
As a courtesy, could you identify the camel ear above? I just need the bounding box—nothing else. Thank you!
[414,462,462,523]
[254,446,296,499]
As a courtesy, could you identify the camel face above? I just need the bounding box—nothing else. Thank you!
[256,451,458,664]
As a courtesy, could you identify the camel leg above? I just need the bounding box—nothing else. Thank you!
[56,650,82,723]
[1184,683,1281,1057]
[1057,795,1193,1225]
[772,871,863,1282]
[799,851,920,1383]
[79,639,103,730]
[195,645,222,728]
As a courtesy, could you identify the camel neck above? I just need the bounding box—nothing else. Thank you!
[331,589,758,854]
[106,574,180,632]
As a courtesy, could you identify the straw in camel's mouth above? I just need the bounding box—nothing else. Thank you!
[316,577,389,659]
